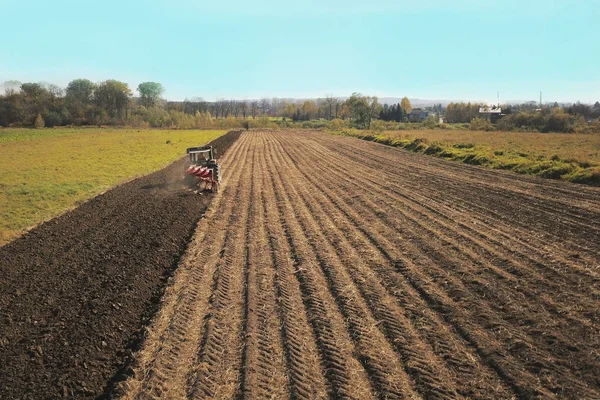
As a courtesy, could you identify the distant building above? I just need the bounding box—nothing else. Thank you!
[479,105,504,123]
[408,108,430,122]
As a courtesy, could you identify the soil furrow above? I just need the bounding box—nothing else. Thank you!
[239,131,289,400]
[318,133,600,213]
[266,135,422,399]
[318,135,600,252]
[186,134,255,399]
[265,136,376,399]
[272,132,517,399]
[300,134,600,313]
[289,135,599,397]
[312,133,600,267]
[308,138,600,327]
[260,139,331,399]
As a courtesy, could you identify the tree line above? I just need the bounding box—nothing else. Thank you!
[1,79,598,132]
[0,79,167,127]
[442,101,600,132]
[0,79,418,129]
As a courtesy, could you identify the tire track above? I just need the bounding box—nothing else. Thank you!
[266,137,377,399]
[260,134,331,399]
[265,135,422,399]
[273,133,518,398]
[274,132,600,398]
[319,133,600,213]
[239,131,289,399]
[267,134,467,399]
[306,135,600,342]
[313,133,600,260]
[186,134,255,399]
[304,134,600,307]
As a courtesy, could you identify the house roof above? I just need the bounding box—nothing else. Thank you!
[479,107,502,114]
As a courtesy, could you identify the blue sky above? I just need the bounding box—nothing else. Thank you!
[0,0,598,103]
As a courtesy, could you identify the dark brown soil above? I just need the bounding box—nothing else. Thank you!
[0,130,242,400]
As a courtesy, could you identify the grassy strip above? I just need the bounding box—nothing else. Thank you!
[0,128,225,245]
[331,129,600,186]
[0,128,80,143]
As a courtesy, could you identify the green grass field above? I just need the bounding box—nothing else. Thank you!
[333,129,600,185]
[0,128,225,245]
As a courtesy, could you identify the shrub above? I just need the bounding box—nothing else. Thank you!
[567,167,600,185]
[34,114,45,129]
[44,111,63,128]
[370,120,386,132]
[405,138,429,152]
[424,143,444,155]
[60,108,72,125]
[328,118,348,131]
[469,117,494,131]
[496,116,515,131]
[537,164,574,179]
[422,115,438,129]
[543,108,572,133]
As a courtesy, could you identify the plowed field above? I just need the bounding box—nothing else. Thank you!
[121,130,600,399]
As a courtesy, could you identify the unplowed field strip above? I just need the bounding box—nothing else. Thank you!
[122,130,600,399]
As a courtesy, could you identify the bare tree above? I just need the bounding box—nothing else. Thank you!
[232,100,243,118]
[259,98,270,116]
[214,99,227,118]
[334,99,343,119]
[324,94,339,120]
[241,100,249,119]
[217,99,229,118]
[192,96,207,113]
[250,100,259,119]
[271,97,283,117]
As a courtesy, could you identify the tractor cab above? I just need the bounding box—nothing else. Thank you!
[187,146,216,165]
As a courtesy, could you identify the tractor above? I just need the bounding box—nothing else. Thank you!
[184,145,221,193]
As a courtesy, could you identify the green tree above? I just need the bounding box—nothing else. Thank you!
[20,83,46,98]
[65,79,96,124]
[282,101,297,119]
[543,108,572,132]
[0,88,25,126]
[324,95,339,120]
[44,111,63,127]
[66,79,96,103]
[445,102,481,123]
[137,82,165,108]
[400,97,412,114]
[346,93,382,129]
[20,83,52,125]
[94,80,132,119]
